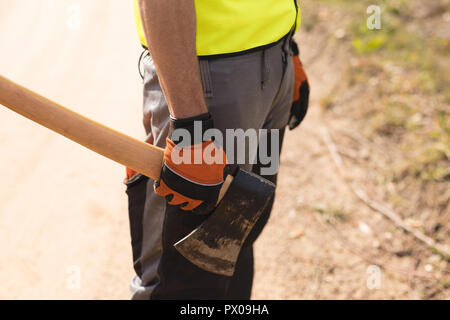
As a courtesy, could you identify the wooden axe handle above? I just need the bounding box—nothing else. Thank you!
[0,75,164,181]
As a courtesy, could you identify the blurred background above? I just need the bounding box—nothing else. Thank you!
[0,0,448,299]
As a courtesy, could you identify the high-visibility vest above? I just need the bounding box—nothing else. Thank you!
[133,0,301,57]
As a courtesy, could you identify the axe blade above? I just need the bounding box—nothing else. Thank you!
[174,168,275,277]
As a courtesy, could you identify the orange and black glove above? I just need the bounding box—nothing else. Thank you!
[288,40,310,130]
[154,113,227,215]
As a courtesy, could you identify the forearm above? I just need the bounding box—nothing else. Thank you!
[137,0,208,119]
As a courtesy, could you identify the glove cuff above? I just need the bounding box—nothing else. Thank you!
[169,112,214,145]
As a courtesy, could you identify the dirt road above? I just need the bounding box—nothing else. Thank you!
[0,1,140,299]
[0,1,446,300]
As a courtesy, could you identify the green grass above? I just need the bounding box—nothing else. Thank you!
[314,204,349,224]
[316,0,450,186]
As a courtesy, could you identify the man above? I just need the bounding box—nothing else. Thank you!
[126,0,309,300]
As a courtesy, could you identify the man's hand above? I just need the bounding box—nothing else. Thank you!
[154,113,227,214]
[288,39,310,130]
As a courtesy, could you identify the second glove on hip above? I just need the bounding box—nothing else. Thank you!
[289,39,310,131]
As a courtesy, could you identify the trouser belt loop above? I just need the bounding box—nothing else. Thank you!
[282,28,295,62]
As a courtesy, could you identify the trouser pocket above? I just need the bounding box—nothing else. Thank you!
[125,173,149,278]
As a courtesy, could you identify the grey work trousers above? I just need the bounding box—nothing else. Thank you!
[126,35,294,300]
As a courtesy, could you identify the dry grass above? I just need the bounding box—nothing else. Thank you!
[298,0,449,298]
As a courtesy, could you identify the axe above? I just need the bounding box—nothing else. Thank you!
[0,75,275,277]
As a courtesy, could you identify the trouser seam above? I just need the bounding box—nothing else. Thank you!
[199,60,214,98]
[148,202,169,300]
[261,49,270,90]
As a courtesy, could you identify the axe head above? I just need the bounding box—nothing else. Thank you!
[174,168,275,277]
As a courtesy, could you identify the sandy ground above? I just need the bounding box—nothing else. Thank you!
[0,1,447,300]
[0,1,140,299]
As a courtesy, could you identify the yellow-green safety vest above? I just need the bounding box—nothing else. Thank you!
[133,0,301,56]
